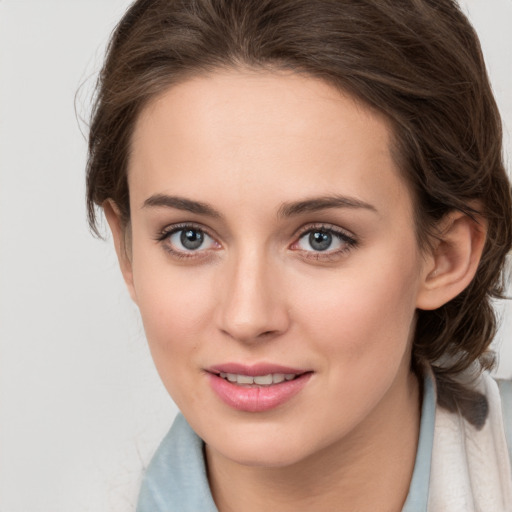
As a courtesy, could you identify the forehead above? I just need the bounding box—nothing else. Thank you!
[128,69,412,220]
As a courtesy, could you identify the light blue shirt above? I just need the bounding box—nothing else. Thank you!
[137,375,437,512]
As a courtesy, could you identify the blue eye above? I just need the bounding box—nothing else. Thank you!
[295,227,356,254]
[306,231,334,251]
[160,225,218,254]
[175,228,206,250]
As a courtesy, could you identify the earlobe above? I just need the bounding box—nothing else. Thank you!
[416,211,487,311]
[103,200,138,304]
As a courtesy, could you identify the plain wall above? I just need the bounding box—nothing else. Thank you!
[0,1,511,511]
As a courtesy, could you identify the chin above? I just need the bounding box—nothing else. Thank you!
[203,423,323,469]
[212,442,310,468]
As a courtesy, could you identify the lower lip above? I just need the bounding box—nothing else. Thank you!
[207,373,312,412]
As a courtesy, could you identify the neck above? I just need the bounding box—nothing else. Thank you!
[206,370,421,512]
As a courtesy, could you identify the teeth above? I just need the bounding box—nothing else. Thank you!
[218,372,299,386]
[254,374,273,385]
[237,374,254,385]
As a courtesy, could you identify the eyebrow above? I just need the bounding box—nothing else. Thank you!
[141,193,377,218]
[142,194,221,218]
[277,195,378,217]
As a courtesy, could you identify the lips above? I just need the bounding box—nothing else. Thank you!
[218,372,297,385]
[208,362,307,376]
[206,363,313,412]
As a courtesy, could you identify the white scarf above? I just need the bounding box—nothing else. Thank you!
[429,370,512,511]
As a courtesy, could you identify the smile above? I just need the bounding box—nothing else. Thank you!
[218,372,298,386]
[207,364,313,412]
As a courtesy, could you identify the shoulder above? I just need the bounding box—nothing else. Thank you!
[428,371,512,509]
[496,377,512,465]
[136,414,218,512]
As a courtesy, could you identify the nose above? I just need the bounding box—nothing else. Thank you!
[215,248,290,343]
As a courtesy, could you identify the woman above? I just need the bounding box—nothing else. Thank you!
[86,0,512,510]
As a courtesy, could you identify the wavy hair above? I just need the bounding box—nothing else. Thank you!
[86,0,512,382]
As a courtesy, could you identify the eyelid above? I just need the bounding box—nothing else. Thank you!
[155,221,357,261]
[289,223,358,258]
[292,222,356,243]
[156,222,221,258]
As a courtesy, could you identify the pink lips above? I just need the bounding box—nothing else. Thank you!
[206,363,312,413]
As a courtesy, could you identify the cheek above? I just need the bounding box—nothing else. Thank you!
[134,268,213,409]
[130,248,217,376]
[291,248,421,364]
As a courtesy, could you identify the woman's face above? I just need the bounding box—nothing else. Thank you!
[121,69,429,467]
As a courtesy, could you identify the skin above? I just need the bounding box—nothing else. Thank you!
[106,69,486,511]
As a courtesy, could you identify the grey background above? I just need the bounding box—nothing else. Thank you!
[1,1,511,511]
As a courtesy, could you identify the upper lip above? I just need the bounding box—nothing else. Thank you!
[207,363,309,376]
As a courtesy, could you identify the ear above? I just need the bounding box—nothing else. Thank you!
[416,211,487,310]
[103,200,137,303]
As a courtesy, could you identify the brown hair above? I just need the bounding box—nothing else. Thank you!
[86,0,512,380]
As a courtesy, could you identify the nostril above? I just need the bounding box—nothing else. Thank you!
[219,327,281,343]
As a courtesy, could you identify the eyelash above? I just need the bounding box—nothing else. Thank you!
[155,222,219,260]
[155,222,358,261]
[291,223,358,261]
